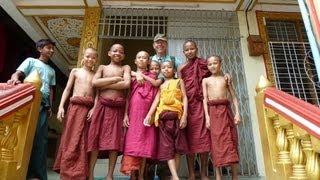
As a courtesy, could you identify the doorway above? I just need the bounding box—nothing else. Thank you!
[97,7,259,178]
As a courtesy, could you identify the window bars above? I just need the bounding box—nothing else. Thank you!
[266,20,320,106]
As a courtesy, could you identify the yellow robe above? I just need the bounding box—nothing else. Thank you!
[154,79,183,126]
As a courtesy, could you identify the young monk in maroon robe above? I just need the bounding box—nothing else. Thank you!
[178,40,211,180]
[178,40,231,180]
[202,55,240,180]
[87,44,131,180]
[121,51,161,179]
[53,48,98,180]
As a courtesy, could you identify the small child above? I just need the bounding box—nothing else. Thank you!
[149,60,161,76]
[87,44,131,180]
[53,48,98,180]
[7,39,56,180]
[121,51,160,179]
[132,59,162,87]
[202,55,240,180]
[144,61,188,180]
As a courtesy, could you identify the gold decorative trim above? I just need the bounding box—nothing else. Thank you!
[102,0,237,3]
[98,0,102,7]
[84,0,88,7]
[17,6,85,9]
[32,16,74,65]
[39,16,83,27]
[24,70,42,89]
[257,2,299,6]
[255,82,320,180]
[77,7,101,67]
[249,0,258,11]
[255,75,273,94]
[236,0,245,11]
[33,16,81,65]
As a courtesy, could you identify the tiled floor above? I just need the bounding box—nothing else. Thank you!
[48,158,131,180]
[48,170,130,180]
[47,158,263,180]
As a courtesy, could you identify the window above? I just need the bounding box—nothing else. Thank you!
[257,12,319,106]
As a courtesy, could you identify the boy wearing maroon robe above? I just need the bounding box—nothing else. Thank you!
[202,55,240,180]
[54,48,97,180]
[87,44,131,180]
[178,40,211,180]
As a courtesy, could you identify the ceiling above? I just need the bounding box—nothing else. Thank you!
[0,0,299,75]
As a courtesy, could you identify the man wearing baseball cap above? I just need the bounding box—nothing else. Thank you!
[151,33,181,73]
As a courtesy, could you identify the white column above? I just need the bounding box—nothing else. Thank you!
[237,11,267,177]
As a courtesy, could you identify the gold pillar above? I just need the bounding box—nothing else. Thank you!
[290,138,307,179]
[255,75,320,179]
[302,138,320,180]
[255,76,291,179]
[77,7,101,67]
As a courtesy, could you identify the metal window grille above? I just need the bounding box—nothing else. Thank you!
[100,8,167,39]
[266,21,299,42]
[99,8,240,40]
[266,20,320,106]
[269,42,320,106]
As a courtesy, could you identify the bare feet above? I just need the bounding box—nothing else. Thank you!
[187,174,195,180]
[106,175,113,180]
[201,175,210,180]
[171,175,180,180]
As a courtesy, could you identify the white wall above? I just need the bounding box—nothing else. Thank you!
[237,11,267,177]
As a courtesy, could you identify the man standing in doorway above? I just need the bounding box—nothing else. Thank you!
[151,33,181,73]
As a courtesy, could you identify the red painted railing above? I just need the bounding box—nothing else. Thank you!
[0,82,41,180]
[0,83,35,118]
[264,87,320,139]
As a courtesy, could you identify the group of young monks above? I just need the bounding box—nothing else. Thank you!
[7,34,241,180]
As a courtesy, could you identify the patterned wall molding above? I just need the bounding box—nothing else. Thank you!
[77,7,101,67]
[38,16,83,64]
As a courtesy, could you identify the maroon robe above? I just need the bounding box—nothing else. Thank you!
[207,99,239,167]
[157,111,188,161]
[180,57,211,153]
[53,96,94,180]
[87,96,126,156]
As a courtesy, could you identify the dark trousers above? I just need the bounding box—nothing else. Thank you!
[27,105,48,180]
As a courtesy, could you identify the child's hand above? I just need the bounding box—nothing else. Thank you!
[149,117,155,125]
[179,115,187,129]
[87,108,94,121]
[136,73,145,86]
[205,119,210,129]
[7,78,21,85]
[57,108,65,122]
[205,115,210,129]
[234,113,241,125]
[123,114,129,127]
[113,76,124,83]
[131,71,137,77]
[224,73,232,85]
[143,115,151,127]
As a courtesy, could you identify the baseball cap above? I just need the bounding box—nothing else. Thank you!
[153,33,167,42]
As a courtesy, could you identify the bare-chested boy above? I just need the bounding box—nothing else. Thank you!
[87,44,131,180]
[53,48,98,180]
[202,55,240,180]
